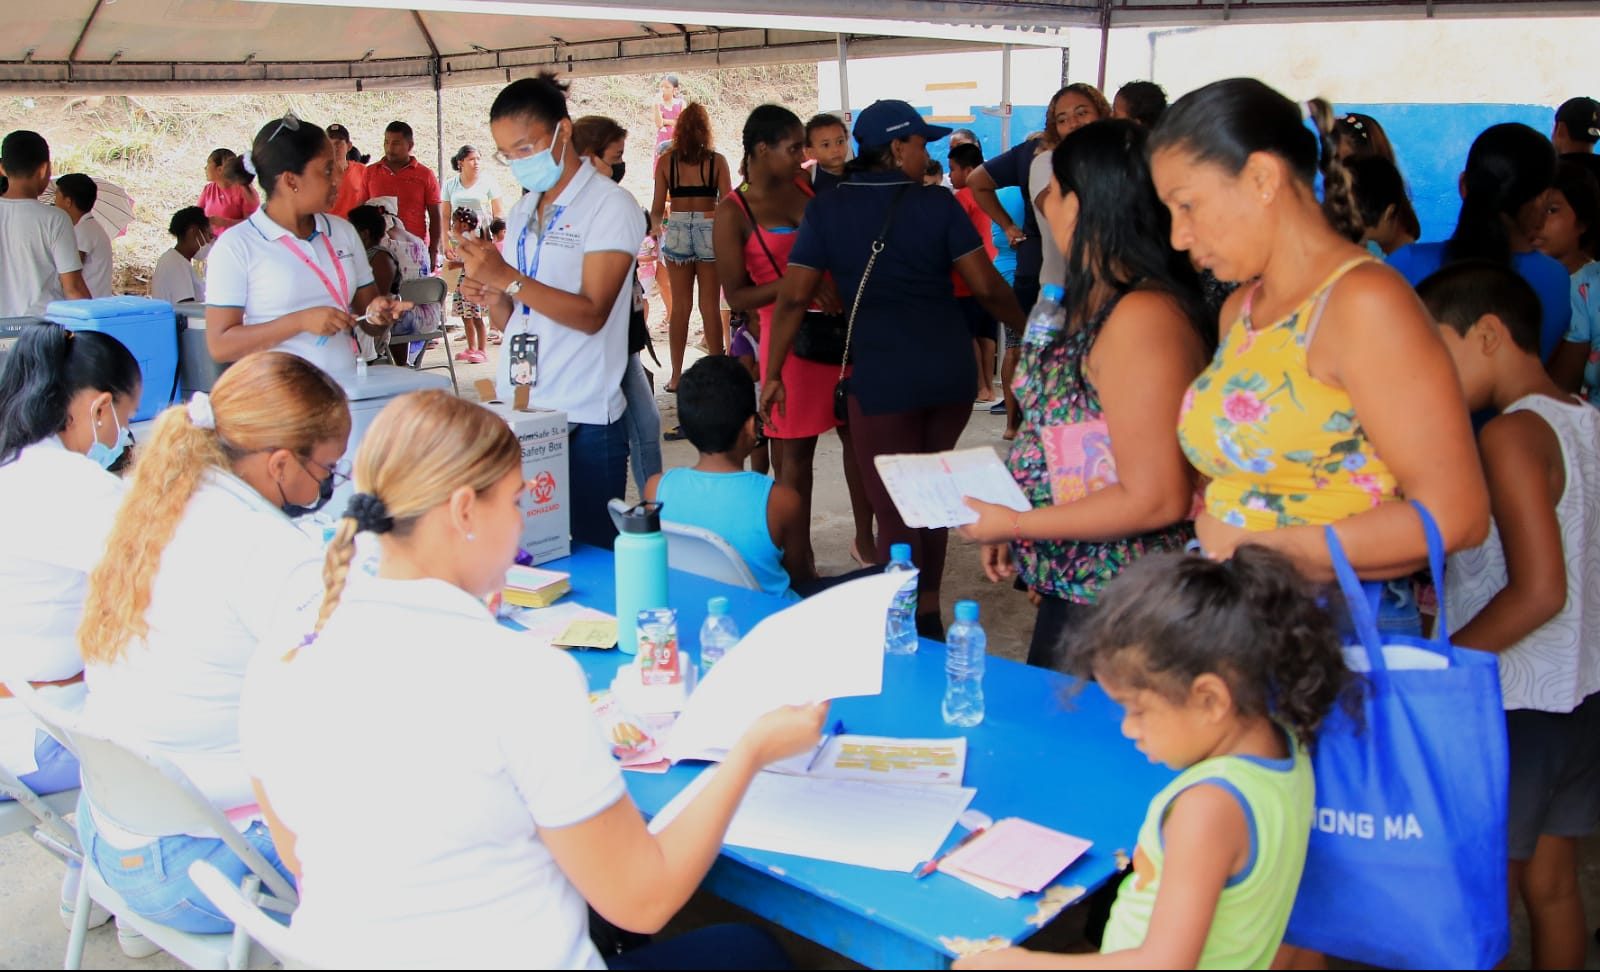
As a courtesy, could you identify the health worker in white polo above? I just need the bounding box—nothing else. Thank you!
[205,115,409,377]
[0,324,139,813]
[458,73,646,551]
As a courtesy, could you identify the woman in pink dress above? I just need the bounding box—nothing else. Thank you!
[198,148,259,234]
[714,104,876,573]
[653,75,685,154]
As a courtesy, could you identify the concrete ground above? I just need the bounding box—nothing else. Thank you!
[5,322,1599,969]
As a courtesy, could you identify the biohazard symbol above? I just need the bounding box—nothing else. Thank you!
[531,471,557,505]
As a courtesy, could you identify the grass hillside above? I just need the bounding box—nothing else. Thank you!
[0,64,816,291]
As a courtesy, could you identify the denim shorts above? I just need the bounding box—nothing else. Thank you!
[661,211,716,264]
[78,802,296,934]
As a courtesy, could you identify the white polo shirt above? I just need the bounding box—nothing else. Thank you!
[75,215,114,298]
[82,468,323,820]
[151,247,204,304]
[0,437,123,775]
[243,576,623,970]
[205,208,374,377]
[496,163,646,425]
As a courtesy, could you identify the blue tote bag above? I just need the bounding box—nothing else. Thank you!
[1284,501,1509,969]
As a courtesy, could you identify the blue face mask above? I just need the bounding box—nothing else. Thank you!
[85,403,131,470]
[509,127,567,194]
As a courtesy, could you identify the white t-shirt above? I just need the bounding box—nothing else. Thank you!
[205,209,374,377]
[0,437,123,775]
[0,197,82,316]
[1446,394,1600,712]
[442,174,501,227]
[496,164,647,424]
[243,576,624,970]
[151,247,204,305]
[82,469,323,819]
[74,215,114,298]
[1029,151,1066,290]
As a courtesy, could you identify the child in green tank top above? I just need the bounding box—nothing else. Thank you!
[956,547,1349,970]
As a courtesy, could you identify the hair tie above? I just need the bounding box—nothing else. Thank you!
[186,392,216,430]
[344,492,394,535]
[241,153,257,176]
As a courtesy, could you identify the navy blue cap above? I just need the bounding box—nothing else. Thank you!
[851,100,951,149]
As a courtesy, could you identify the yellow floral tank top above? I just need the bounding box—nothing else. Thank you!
[1178,258,1399,531]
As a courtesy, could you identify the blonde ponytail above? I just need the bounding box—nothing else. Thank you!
[313,390,520,630]
[79,352,349,664]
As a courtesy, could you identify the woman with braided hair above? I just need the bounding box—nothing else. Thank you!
[241,389,823,968]
[75,351,348,943]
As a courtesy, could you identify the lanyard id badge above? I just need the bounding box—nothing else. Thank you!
[514,203,568,319]
[508,333,539,388]
[276,224,352,349]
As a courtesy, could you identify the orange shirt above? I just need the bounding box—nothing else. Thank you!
[362,157,440,241]
[329,162,367,218]
[951,186,994,298]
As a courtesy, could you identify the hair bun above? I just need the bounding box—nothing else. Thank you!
[344,492,394,535]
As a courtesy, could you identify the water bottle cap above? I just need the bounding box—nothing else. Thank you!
[954,600,979,623]
[608,499,663,534]
[890,543,912,563]
[707,596,730,616]
[1040,284,1066,302]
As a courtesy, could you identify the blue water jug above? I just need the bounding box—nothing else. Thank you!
[608,499,669,655]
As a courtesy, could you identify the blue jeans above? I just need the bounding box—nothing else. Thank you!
[570,417,629,550]
[1,730,79,801]
[607,924,790,970]
[78,802,295,934]
[1371,579,1423,639]
[621,354,663,494]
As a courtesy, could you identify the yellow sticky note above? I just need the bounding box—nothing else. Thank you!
[554,619,619,650]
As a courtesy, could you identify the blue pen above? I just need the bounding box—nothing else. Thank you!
[805,719,846,773]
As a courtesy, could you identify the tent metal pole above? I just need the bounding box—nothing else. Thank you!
[434,59,445,179]
[1000,42,1013,150]
[836,34,851,126]
[1096,3,1112,91]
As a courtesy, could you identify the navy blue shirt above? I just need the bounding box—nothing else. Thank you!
[789,170,984,415]
[810,166,843,195]
[1388,242,1572,361]
[978,138,1043,280]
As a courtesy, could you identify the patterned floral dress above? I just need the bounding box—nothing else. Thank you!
[1007,291,1195,604]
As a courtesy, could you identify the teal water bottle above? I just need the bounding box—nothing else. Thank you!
[609,499,669,655]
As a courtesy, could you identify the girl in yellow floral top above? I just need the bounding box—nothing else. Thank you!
[1147,79,1487,588]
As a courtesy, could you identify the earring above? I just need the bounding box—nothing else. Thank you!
[466,533,475,542]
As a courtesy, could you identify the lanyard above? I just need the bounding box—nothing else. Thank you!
[275,224,349,309]
[514,203,567,318]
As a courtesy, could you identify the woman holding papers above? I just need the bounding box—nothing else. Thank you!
[242,390,822,970]
[75,352,348,946]
[959,120,1211,670]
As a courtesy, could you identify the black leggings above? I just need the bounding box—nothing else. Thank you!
[1027,595,1098,671]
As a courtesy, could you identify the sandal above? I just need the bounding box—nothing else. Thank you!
[663,426,687,442]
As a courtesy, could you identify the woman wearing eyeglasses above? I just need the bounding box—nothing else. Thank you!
[73,352,349,950]
[205,115,409,378]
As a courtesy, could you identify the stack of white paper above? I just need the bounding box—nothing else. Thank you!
[874,448,1031,530]
[662,570,912,764]
[650,768,977,872]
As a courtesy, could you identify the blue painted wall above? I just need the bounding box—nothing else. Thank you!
[924,102,1557,244]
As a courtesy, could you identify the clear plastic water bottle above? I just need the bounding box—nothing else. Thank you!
[884,543,919,655]
[943,600,986,727]
[1023,283,1067,347]
[699,596,741,672]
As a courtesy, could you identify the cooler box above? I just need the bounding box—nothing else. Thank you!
[330,366,454,516]
[46,297,178,421]
[173,303,229,398]
[478,399,571,566]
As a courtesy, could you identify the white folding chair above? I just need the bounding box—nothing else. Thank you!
[661,520,762,591]
[391,276,457,394]
[0,763,81,863]
[188,860,313,969]
[5,680,296,970]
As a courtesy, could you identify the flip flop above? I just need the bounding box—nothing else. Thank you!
[663,426,687,442]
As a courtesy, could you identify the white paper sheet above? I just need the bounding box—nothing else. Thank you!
[768,735,968,786]
[662,570,910,764]
[650,768,977,872]
[509,601,615,651]
[874,448,1031,529]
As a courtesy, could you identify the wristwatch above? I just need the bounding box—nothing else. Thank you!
[503,274,525,298]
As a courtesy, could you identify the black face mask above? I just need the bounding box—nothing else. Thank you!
[279,469,336,519]
[609,161,626,184]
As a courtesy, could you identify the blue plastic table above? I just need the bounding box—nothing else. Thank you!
[530,546,1174,969]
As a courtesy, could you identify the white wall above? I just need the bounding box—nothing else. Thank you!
[815,47,1064,116]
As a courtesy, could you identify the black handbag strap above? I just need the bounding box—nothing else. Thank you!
[734,188,787,282]
[838,183,912,381]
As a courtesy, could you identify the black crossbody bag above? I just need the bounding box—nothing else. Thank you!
[833,184,911,423]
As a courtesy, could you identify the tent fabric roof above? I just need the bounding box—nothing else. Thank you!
[1,0,1593,93]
